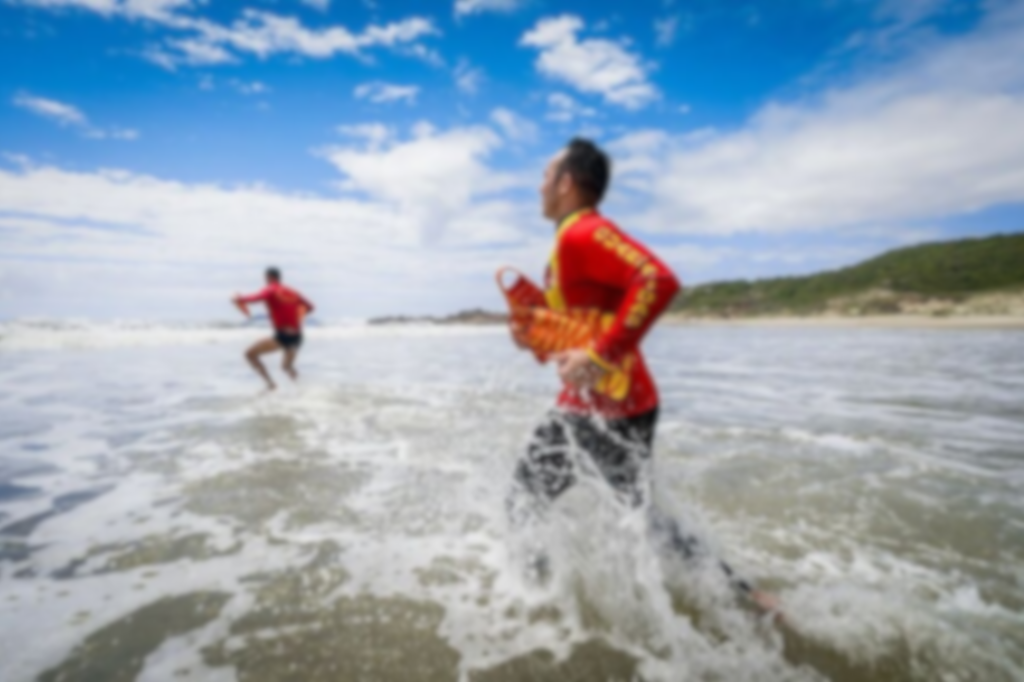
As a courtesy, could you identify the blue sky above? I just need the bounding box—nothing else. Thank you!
[1,0,1023,320]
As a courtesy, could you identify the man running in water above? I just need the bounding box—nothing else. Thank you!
[233,267,314,391]
[505,139,778,614]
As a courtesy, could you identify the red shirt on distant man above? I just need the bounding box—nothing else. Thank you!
[233,267,314,391]
[238,280,314,332]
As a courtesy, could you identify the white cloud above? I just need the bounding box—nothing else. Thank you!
[320,123,526,244]
[0,132,546,317]
[12,92,138,141]
[337,122,393,149]
[190,11,438,61]
[520,14,658,109]
[231,80,270,95]
[85,126,140,140]
[152,37,236,67]
[875,0,954,31]
[141,47,180,70]
[650,243,729,274]
[13,93,87,127]
[454,0,523,18]
[607,129,670,172]
[454,58,484,94]
[14,0,440,68]
[607,2,1024,236]
[11,0,189,21]
[653,15,678,47]
[15,0,193,19]
[353,82,420,105]
[490,108,537,142]
[545,92,597,122]
[399,43,445,67]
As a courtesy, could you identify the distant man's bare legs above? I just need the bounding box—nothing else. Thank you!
[245,337,281,390]
[282,346,300,381]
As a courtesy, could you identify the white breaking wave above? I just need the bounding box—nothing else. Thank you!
[0,317,505,350]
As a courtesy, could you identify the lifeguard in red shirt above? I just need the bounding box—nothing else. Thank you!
[233,267,314,391]
[505,138,680,512]
[502,138,780,617]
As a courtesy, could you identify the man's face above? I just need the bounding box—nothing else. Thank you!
[540,150,567,220]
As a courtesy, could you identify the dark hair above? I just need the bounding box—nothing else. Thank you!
[557,137,611,205]
[266,267,281,281]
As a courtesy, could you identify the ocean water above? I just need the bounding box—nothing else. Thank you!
[0,320,1022,682]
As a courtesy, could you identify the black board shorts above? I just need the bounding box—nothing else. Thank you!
[274,330,303,349]
[509,407,755,595]
[514,408,658,509]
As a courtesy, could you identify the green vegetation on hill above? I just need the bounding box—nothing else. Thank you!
[670,233,1024,317]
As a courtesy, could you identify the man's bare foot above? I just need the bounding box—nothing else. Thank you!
[749,589,785,624]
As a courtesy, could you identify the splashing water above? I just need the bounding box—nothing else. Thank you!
[0,322,1022,681]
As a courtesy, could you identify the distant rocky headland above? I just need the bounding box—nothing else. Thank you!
[368,308,507,326]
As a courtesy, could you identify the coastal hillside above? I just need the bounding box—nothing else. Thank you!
[670,233,1024,317]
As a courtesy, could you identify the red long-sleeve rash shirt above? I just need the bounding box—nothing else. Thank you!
[239,283,314,331]
[545,209,681,418]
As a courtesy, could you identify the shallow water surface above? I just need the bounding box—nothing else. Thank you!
[0,323,1022,681]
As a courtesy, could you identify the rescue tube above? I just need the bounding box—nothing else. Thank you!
[496,267,634,400]
[496,267,605,361]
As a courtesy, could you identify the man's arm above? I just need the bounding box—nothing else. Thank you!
[298,293,315,315]
[575,224,681,368]
[551,224,679,389]
[235,288,270,305]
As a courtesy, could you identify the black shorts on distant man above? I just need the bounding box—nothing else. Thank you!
[274,330,303,349]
